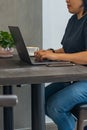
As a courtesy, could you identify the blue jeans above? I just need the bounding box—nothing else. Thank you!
[45,81,87,130]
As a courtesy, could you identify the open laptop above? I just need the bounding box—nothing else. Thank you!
[8,26,75,66]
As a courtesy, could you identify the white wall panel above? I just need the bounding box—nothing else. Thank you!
[42,0,71,49]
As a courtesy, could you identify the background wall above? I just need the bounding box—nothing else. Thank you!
[42,0,71,49]
[0,0,71,129]
[0,0,42,48]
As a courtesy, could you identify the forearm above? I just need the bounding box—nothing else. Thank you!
[55,48,65,53]
[47,48,64,53]
[56,51,87,64]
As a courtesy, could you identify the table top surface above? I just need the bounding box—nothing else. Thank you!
[0,54,87,85]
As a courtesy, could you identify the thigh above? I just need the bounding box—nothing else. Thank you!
[45,82,71,101]
[47,81,87,113]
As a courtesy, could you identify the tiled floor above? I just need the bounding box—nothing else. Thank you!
[15,121,87,130]
[46,123,57,130]
[14,123,57,130]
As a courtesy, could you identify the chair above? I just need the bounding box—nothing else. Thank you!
[0,95,18,130]
[77,104,87,130]
[71,104,87,130]
[0,95,18,107]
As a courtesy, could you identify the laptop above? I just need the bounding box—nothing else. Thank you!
[8,26,75,66]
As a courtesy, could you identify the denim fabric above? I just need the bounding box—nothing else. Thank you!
[45,81,87,130]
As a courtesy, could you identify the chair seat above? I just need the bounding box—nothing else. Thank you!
[71,104,87,130]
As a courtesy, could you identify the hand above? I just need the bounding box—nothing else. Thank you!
[40,53,58,61]
[34,49,58,61]
[34,49,54,61]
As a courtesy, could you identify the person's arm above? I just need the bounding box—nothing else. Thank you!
[34,47,64,60]
[40,50,87,65]
[54,48,65,53]
[47,47,64,53]
[56,51,87,64]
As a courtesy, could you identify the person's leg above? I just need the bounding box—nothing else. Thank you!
[45,82,71,113]
[46,81,87,130]
[45,82,71,101]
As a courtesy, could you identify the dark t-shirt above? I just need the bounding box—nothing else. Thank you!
[61,14,87,53]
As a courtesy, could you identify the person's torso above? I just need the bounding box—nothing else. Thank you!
[61,14,87,53]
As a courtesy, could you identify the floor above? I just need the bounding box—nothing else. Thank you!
[46,123,57,130]
[14,123,57,130]
[14,120,87,130]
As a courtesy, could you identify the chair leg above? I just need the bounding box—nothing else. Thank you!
[77,118,83,130]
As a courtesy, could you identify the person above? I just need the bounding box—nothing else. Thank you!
[34,0,87,130]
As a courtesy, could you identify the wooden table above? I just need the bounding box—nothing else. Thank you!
[0,55,87,130]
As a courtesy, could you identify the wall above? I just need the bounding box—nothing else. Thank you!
[0,0,42,48]
[42,0,71,49]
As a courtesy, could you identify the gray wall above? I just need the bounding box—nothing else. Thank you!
[13,85,31,129]
[0,0,42,129]
[0,0,42,48]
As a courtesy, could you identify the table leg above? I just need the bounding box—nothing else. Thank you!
[31,84,46,130]
[3,86,13,130]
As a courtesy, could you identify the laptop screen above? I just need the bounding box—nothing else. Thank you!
[8,26,32,64]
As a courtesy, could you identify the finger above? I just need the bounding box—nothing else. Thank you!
[35,53,42,61]
[40,54,47,61]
